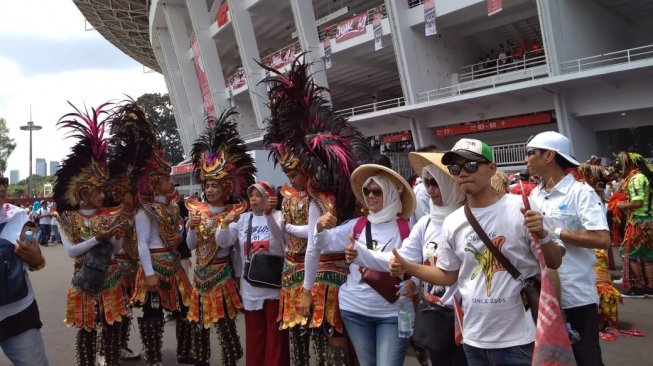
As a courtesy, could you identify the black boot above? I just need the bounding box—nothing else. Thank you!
[290,327,311,366]
[176,317,195,365]
[138,317,164,366]
[192,326,211,366]
[119,317,140,360]
[312,332,328,366]
[216,317,243,366]
[75,329,97,366]
[101,323,121,366]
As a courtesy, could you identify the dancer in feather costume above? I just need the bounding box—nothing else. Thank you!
[260,55,372,365]
[54,102,128,366]
[184,108,254,366]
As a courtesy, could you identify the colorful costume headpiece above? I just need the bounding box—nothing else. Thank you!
[53,102,111,212]
[260,55,372,221]
[191,108,256,202]
[109,101,171,199]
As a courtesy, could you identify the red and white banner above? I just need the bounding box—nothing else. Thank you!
[172,163,193,175]
[217,2,229,27]
[381,131,412,144]
[323,38,332,69]
[263,44,296,69]
[487,0,503,16]
[424,0,437,36]
[373,7,383,51]
[435,112,553,137]
[335,13,368,43]
[191,35,216,117]
[228,67,246,90]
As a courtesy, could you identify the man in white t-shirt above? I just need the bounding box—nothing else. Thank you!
[35,201,51,246]
[526,131,610,366]
[391,138,564,366]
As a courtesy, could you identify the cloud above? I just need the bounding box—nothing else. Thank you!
[0,0,90,39]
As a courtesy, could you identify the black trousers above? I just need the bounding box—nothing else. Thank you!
[565,304,604,366]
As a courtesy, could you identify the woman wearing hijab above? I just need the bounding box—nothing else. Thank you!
[348,152,468,366]
[313,164,416,366]
[217,181,290,366]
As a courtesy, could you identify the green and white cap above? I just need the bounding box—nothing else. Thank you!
[441,138,494,165]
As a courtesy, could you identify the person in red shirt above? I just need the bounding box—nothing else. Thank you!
[511,170,537,196]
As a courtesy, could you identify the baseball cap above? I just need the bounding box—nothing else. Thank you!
[441,138,494,165]
[526,131,579,166]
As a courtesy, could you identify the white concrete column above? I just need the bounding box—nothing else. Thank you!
[163,4,205,136]
[227,0,270,129]
[154,29,198,153]
[384,0,418,104]
[289,0,329,90]
[185,0,231,111]
[536,0,562,75]
[553,93,596,161]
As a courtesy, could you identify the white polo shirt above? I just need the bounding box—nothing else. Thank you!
[530,173,609,309]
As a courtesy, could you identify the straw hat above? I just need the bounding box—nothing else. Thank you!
[350,164,416,219]
[408,152,452,178]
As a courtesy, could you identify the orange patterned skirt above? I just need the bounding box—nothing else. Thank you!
[187,257,242,329]
[65,261,129,332]
[131,249,192,312]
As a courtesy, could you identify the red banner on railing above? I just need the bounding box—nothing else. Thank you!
[191,35,216,117]
[381,131,412,144]
[336,13,368,43]
[228,67,246,90]
[435,112,553,137]
[217,2,229,27]
[172,163,193,175]
[487,0,502,16]
[263,44,296,69]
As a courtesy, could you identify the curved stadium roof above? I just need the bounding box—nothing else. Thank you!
[73,0,160,72]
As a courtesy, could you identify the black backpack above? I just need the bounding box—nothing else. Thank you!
[0,222,29,305]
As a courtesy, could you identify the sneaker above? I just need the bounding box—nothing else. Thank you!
[613,278,623,285]
[621,287,646,298]
[645,288,653,299]
[176,356,196,365]
[119,346,141,360]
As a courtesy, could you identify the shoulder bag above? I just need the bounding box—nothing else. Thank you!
[464,204,540,323]
[243,214,284,288]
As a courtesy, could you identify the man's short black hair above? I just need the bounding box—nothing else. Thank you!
[554,152,577,170]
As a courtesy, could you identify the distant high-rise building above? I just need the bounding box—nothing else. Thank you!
[35,158,47,177]
[49,161,60,176]
[9,170,19,185]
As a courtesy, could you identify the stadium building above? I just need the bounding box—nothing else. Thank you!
[75,0,653,190]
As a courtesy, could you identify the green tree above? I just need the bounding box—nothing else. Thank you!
[7,174,54,198]
[135,93,184,165]
[0,118,17,174]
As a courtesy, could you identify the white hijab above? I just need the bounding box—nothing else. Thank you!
[423,165,465,225]
[363,175,402,224]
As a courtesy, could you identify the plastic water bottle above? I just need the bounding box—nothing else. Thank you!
[398,282,415,338]
[25,230,33,240]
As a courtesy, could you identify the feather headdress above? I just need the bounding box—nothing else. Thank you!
[105,98,158,205]
[109,100,171,199]
[53,102,111,212]
[191,108,256,202]
[260,55,372,221]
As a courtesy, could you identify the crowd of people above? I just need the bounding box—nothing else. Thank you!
[473,39,545,75]
[0,57,651,366]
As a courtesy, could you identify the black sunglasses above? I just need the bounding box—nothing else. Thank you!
[423,178,439,188]
[447,161,485,176]
[363,187,383,197]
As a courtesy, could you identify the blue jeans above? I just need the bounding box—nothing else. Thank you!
[463,343,533,366]
[38,224,50,245]
[340,309,409,366]
[0,328,49,366]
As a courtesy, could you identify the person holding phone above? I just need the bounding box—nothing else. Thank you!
[184,109,256,366]
[53,103,129,366]
[0,177,49,366]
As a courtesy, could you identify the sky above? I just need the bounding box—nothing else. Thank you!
[0,0,168,181]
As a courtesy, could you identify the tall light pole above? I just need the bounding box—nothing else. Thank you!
[20,108,42,198]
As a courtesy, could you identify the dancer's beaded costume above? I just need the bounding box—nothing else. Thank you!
[260,56,372,365]
[186,108,255,366]
[53,102,129,366]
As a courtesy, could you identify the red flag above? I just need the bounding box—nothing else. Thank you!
[520,181,577,366]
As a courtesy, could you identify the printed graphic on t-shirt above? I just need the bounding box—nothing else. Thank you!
[423,240,446,304]
[465,234,507,297]
[245,224,270,256]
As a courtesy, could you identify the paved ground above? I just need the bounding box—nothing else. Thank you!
[1,244,651,365]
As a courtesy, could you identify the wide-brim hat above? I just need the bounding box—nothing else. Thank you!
[350,164,416,219]
[408,152,452,179]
